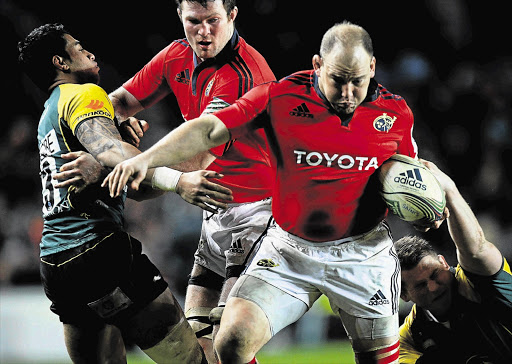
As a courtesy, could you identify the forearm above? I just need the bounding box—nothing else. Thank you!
[109,87,143,121]
[445,187,486,257]
[446,184,502,275]
[143,115,229,169]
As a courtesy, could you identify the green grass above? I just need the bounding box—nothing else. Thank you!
[124,341,355,364]
[257,341,355,364]
[10,341,355,364]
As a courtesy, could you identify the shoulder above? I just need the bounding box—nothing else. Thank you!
[231,37,275,81]
[375,83,413,119]
[58,83,110,110]
[150,39,191,66]
[274,70,314,93]
[399,305,422,363]
[458,259,512,305]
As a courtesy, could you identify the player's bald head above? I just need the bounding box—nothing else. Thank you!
[320,21,373,59]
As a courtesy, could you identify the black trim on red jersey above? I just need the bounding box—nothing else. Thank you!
[229,55,254,98]
[284,72,313,87]
[377,85,404,101]
[174,38,189,48]
[191,29,241,95]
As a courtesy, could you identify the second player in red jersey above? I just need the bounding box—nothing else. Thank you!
[122,25,274,203]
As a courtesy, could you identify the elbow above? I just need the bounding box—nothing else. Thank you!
[205,116,230,147]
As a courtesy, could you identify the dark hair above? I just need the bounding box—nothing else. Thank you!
[394,236,438,270]
[175,0,236,14]
[17,23,69,91]
[320,20,373,58]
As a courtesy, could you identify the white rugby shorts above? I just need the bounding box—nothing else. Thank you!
[194,198,273,278]
[230,220,400,337]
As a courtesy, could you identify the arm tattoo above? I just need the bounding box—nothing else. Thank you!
[75,117,125,158]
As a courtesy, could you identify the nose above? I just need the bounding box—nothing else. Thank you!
[198,21,210,37]
[340,83,354,99]
[427,279,439,293]
[86,50,95,61]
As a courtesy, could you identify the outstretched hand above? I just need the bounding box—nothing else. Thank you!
[102,155,149,198]
[177,170,233,213]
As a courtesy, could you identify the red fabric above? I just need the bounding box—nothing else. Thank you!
[123,32,276,203]
[216,70,417,241]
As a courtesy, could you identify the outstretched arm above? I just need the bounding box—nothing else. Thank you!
[421,160,503,276]
[102,114,230,198]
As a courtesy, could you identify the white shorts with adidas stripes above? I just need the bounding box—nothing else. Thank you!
[229,220,400,339]
[194,198,273,278]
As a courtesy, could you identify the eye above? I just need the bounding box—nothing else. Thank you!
[208,17,220,24]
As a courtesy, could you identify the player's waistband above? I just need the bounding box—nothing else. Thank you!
[273,220,390,247]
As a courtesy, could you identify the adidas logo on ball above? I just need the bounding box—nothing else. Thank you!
[394,168,427,190]
[378,154,446,224]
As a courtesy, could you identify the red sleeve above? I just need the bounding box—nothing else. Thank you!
[397,102,418,158]
[122,44,173,108]
[213,82,273,138]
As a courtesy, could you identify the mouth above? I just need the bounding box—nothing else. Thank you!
[198,40,212,50]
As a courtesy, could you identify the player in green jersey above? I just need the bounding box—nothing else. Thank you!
[396,160,512,363]
[17,23,227,363]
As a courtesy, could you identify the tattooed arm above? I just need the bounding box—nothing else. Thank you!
[75,116,164,199]
[73,117,232,208]
[75,116,141,169]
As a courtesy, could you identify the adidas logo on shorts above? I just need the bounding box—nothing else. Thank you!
[229,239,244,254]
[368,290,389,306]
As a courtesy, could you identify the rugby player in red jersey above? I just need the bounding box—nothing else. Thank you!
[105,1,276,362]
[104,21,419,363]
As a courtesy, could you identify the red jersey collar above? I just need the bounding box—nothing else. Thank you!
[191,29,240,95]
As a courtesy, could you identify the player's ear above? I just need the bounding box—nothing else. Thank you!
[313,54,322,76]
[229,6,238,22]
[438,254,449,269]
[370,56,376,78]
[177,7,183,22]
[52,55,69,72]
[400,284,410,302]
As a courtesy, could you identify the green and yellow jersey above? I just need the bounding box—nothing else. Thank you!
[37,83,125,257]
[399,259,512,363]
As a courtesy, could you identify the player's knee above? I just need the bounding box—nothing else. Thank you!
[353,338,399,364]
[186,307,214,340]
[214,329,247,364]
[214,317,262,364]
[142,316,206,364]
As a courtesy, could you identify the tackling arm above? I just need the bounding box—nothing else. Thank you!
[103,114,230,198]
[421,160,503,276]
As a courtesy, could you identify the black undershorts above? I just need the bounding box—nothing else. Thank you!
[40,231,168,327]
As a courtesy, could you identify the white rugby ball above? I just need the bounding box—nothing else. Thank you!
[378,154,446,224]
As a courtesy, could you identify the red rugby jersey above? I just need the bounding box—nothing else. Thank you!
[123,30,276,202]
[215,70,418,242]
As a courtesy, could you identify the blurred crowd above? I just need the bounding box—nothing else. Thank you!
[1,0,511,311]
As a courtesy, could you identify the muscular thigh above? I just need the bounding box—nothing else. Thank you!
[228,274,310,336]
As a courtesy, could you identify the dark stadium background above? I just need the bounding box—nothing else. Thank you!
[2,1,511,362]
